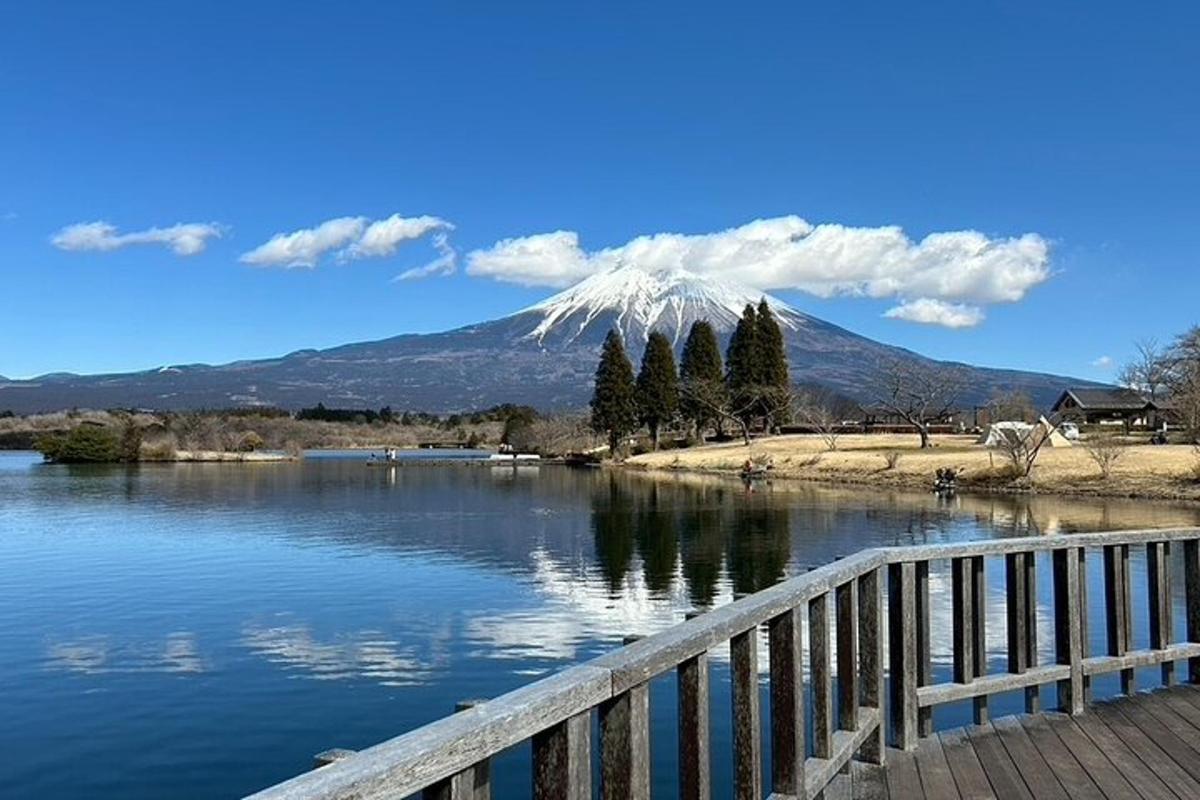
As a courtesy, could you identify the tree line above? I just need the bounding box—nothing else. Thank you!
[1120,325,1200,442]
[589,300,791,453]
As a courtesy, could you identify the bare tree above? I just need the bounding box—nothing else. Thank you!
[986,389,1037,424]
[794,391,842,451]
[874,360,968,449]
[990,417,1061,478]
[1119,338,1169,401]
[681,378,759,446]
[1164,327,1200,442]
[1081,432,1126,479]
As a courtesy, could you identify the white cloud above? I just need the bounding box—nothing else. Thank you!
[466,216,1051,311]
[883,298,985,329]
[1092,355,1114,369]
[240,213,452,268]
[344,214,452,260]
[393,232,458,281]
[239,216,366,268]
[52,221,222,256]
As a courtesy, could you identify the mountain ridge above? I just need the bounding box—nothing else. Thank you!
[0,265,1096,413]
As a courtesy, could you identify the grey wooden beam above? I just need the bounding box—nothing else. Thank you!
[1148,541,1175,686]
[769,608,805,796]
[1186,539,1200,684]
[1103,544,1134,694]
[532,711,591,800]
[731,627,762,800]
[857,566,885,765]
[600,683,650,800]
[678,651,710,800]
[810,591,833,760]
[836,578,859,733]
[887,562,918,750]
[1053,547,1085,715]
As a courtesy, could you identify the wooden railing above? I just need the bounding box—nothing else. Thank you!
[245,528,1200,800]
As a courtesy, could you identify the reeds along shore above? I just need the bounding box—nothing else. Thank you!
[626,433,1200,502]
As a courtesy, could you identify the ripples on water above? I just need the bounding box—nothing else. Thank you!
[1,450,1198,798]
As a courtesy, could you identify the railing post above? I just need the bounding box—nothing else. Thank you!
[426,700,491,800]
[1006,551,1040,712]
[916,560,933,736]
[952,557,985,721]
[810,591,833,759]
[1148,541,1175,686]
[887,562,918,750]
[600,684,650,800]
[1186,539,1200,684]
[836,579,859,733]
[533,711,591,800]
[1053,547,1085,715]
[769,608,805,796]
[1077,547,1091,703]
[678,649,711,800]
[731,626,762,800]
[1103,544,1134,694]
[858,566,885,764]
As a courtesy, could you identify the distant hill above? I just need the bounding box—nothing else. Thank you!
[0,265,1096,413]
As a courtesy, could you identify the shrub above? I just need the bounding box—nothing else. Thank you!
[236,431,265,452]
[1082,433,1126,479]
[36,425,123,462]
[882,450,902,470]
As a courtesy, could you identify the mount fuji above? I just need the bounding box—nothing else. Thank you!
[0,265,1086,413]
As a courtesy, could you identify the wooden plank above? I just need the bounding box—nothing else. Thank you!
[883,747,923,800]
[768,609,803,798]
[952,557,976,688]
[803,707,883,799]
[1007,552,1042,714]
[1016,714,1116,800]
[453,700,490,800]
[988,716,1072,800]
[532,711,591,800]
[1076,548,1091,705]
[732,627,762,800]
[1071,711,1178,800]
[1103,544,1134,695]
[1032,714,1142,800]
[970,556,988,724]
[858,566,885,764]
[422,771,473,800]
[919,666,1069,707]
[678,651,711,800]
[599,683,650,800]
[1142,687,1200,738]
[811,592,833,760]
[888,562,919,750]
[837,579,859,732]
[1082,643,1200,675]
[1102,699,1200,786]
[1052,549,1084,715]
[913,734,960,800]
[1148,541,1176,686]
[1185,539,1200,684]
[918,559,934,737]
[963,723,1031,800]
[875,528,1200,563]
[850,761,889,800]
[247,664,612,800]
[939,727,997,799]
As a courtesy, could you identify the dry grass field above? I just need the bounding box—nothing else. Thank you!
[627,433,1200,501]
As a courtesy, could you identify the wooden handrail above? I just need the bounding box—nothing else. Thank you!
[245,527,1200,800]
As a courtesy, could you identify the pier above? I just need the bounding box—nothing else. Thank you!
[246,527,1200,800]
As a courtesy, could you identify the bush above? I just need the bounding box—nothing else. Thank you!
[882,450,902,470]
[1082,434,1126,479]
[36,425,123,462]
[236,431,265,452]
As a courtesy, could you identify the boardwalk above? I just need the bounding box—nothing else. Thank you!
[247,528,1200,800]
[854,686,1200,800]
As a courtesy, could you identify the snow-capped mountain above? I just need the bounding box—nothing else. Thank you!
[0,265,1091,413]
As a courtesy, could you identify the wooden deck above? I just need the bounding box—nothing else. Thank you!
[850,685,1200,800]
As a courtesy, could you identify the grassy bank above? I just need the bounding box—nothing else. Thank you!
[626,433,1200,502]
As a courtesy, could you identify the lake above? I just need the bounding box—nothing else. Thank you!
[2,450,1198,799]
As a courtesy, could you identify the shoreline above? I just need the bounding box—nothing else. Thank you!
[623,434,1200,504]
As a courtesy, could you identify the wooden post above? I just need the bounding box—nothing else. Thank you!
[1005,552,1032,708]
[858,567,885,765]
[1076,548,1091,703]
[678,651,710,800]
[600,683,651,800]
[810,591,833,759]
[970,555,988,723]
[425,700,491,800]
[1103,544,1134,694]
[731,627,762,800]
[769,608,805,796]
[1052,547,1085,715]
[952,557,976,687]
[1186,539,1200,684]
[1148,541,1175,686]
[836,579,859,732]
[887,562,918,750]
[533,711,591,800]
[916,559,933,736]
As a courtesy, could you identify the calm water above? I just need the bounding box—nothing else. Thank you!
[2,450,1199,799]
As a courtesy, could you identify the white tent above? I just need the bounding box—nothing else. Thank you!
[976,421,1033,447]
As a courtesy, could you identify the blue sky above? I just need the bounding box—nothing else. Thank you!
[1,2,1196,380]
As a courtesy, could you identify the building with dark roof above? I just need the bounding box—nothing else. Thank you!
[1050,387,1156,426]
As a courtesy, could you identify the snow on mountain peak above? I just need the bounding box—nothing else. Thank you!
[521,264,804,347]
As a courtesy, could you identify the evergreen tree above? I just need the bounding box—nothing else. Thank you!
[679,320,725,439]
[755,299,791,430]
[590,330,639,456]
[635,331,679,449]
[725,304,759,423]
